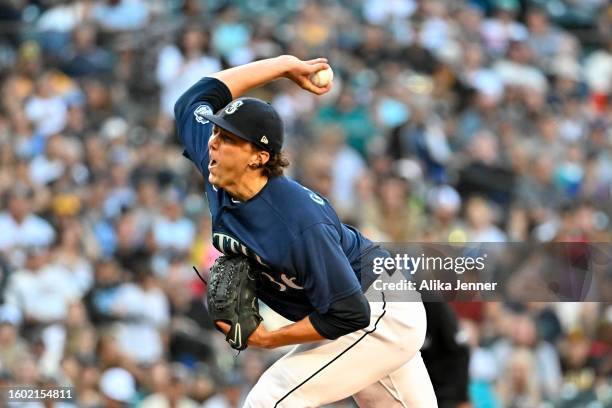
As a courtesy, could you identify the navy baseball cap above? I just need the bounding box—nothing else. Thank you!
[202,97,284,154]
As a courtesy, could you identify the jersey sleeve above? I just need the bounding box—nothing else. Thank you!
[287,223,363,314]
[308,291,370,339]
[173,77,233,175]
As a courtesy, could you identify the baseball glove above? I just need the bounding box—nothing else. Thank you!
[207,255,263,350]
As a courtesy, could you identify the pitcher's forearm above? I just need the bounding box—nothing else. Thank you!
[262,316,326,348]
[210,56,293,99]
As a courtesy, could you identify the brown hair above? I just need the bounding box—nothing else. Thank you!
[261,150,290,177]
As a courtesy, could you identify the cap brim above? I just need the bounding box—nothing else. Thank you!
[202,113,250,143]
[202,113,274,152]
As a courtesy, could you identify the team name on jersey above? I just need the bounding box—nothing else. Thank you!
[212,232,268,267]
[212,232,304,292]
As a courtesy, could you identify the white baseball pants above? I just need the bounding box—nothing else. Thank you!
[243,297,438,407]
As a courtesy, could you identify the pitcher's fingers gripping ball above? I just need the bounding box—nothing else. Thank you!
[309,66,334,87]
[207,255,262,351]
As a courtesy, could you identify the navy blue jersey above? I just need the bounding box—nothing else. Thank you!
[175,78,383,322]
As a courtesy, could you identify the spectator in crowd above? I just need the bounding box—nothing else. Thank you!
[317,87,377,157]
[0,184,55,266]
[157,24,221,120]
[24,71,70,138]
[211,4,252,66]
[104,260,169,365]
[497,347,542,407]
[60,23,113,78]
[4,246,79,330]
[315,125,366,217]
[53,219,94,297]
[480,0,528,56]
[83,259,124,326]
[0,304,28,379]
[464,196,507,242]
[140,362,199,408]
[99,366,137,407]
[92,0,150,33]
[492,311,562,400]
[152,190,196,254]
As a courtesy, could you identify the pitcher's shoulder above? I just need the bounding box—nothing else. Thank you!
[264,177,336,228]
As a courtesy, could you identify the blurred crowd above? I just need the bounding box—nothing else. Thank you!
[0,0,611,406]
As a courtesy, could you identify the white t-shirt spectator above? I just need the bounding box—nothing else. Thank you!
[420,17,451,52]
[152,216,195,252]
[0,213,56,251]
[54,254,94,296]
[4,264,80,323]
[24,95,68,137]
[37,1,87,32]
[272,89,316,132]
[493,60,548,94]
[583,49,612,93]
[331,146,365,214]
[481,19,528,55]
[464,69,505,102]
[92,0,149,32]
[29,154,65,185]
[156,45,221,117]
[113,282,170,364]
[362,0,416,25]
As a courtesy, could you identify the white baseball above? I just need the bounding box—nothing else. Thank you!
[310,67,334,87]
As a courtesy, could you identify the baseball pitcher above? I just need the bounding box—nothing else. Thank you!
[174,55,437,408]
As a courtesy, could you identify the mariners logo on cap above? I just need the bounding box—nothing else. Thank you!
[225,100,244,115]
[260,135,269,144]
